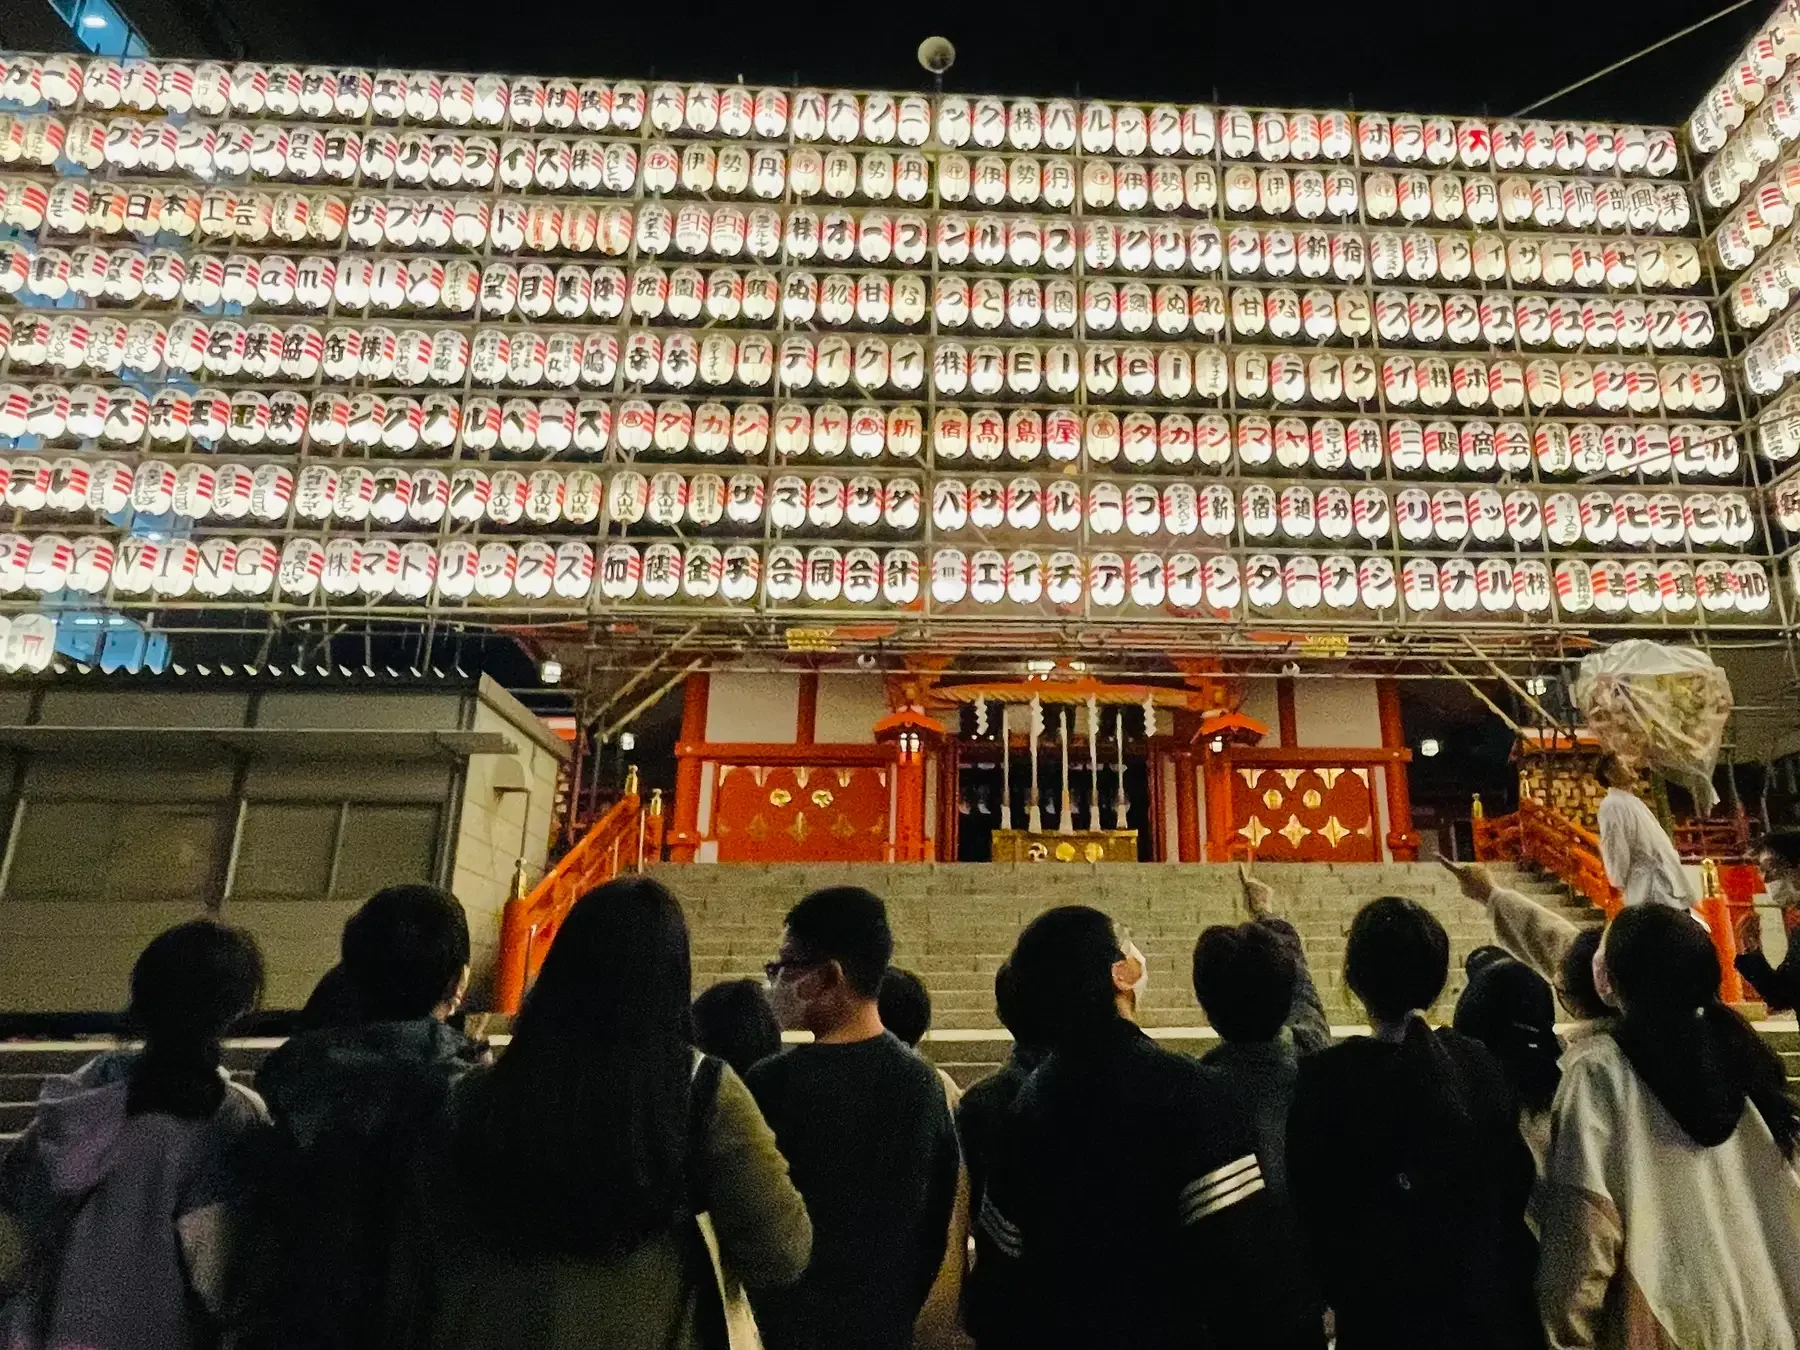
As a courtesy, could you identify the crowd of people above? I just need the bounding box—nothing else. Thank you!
[1,855,1799,1350]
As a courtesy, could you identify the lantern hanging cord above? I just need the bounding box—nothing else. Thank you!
[1512,0,1758,117]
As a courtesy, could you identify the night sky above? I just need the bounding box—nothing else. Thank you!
[188,0,1763,129]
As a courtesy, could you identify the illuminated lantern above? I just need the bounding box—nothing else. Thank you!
[1658,560,1696,614]
[1586,559,1626,616]
[1733,561,1771,614]
[1504,490,1542,544]
[1433,557,1474,613]
[1191,553,1235,610]
[1690,559,1734,613]
[1236,554,1276,609]
[1549,560,1593,615]
[582,543,639,605]
[1400,558,1440,612]
[1429,488,1468,542]
[1536,491,1578,547]
[1270,554,1317,610]
[1089,481,1125,535]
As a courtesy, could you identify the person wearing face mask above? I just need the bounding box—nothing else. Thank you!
[1732,830,1800,1011]
[745,887,960,1350]
[1538,903,1800,1350]
[974,906,1325,1350]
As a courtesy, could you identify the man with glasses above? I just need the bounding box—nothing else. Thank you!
[974,905,1326,1350]
[745,886,960,1350]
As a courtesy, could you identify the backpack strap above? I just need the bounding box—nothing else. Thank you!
[681,1052,731,1350]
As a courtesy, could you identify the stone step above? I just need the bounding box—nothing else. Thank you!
[659,860,1588,1026]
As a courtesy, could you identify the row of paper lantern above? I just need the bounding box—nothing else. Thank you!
[2,527,1766,617]
[0,311,1735,411]
[11,114,1695,234]
[4,246,1724,357]
[605,470,1764,550]
[1712,154,1800,276]
[1690,1,1800,153]
[1727,232,1800,330]
[0,531,594,602]
[861,408,1743,479]
[1696,70,1800,206]
[0,447,1760,550]
[922,478,1757,550]
[0,180,1711,292]
[927,551,1769,617]
[3,216,1699,309]
[0,53,1684,176]
[0,373,1746,477]
[1739,304,1800,398]
[923,480,1758,549]
[0,456,601,528]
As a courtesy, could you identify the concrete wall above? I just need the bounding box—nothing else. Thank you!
[451,681,566,998]
[1294,679,1383,749]
[705,671,800,743]
[1238,678,1279,746]
[0,678,563,1013]
[815,673,887,743]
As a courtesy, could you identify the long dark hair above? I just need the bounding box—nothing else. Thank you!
[1607,904,1799,1158]
[127,920,265,1119]
[452,876,695,1256]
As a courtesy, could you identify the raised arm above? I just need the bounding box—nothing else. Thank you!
[1241,865,1330,1053]
[1441,859,1582,990]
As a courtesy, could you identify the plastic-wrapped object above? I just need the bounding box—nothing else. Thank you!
[1572,640,1733,812]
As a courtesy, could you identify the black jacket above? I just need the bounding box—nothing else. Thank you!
[1286,1022,1543,1350]
[975,1019,1324,1350]
[1736,944,1800,1011]
[955,1046,1044,1221]
[235,1019,483,1349]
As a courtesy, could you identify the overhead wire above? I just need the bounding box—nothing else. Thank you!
[1512,0,1761,117]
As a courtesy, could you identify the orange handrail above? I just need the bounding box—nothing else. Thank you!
[1473,796,1621,916]
[1672,811,1754,862]
[1475,798,1753,1001]
[493,775,663,1013]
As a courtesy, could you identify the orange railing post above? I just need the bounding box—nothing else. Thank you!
[1477,796,1620,919]
[1696,858,1746,1003]
[645,789,666,863]
[491,771,648,1014]
[493,857,535,1015]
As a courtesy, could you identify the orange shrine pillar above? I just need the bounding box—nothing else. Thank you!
[667,670,709,864]
[1376,678,1421,862]
[894,747,927,862]
[875,709,942,863]
[1203,750,1234,860]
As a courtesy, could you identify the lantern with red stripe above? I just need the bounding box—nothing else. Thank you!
[475,542,519,600]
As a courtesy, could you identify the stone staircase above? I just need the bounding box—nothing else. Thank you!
[659,860,1598,1031]
[3,862,1791,1143]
